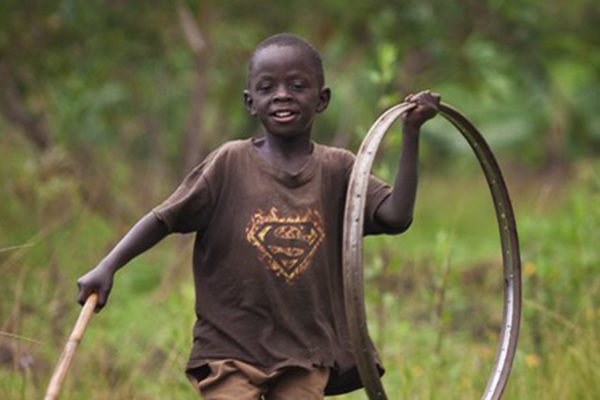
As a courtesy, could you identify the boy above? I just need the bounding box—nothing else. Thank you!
[77,33,440,399]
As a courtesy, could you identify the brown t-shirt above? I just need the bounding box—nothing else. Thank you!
[153,138,391,395]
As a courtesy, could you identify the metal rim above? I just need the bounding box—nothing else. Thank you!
[342,101,522,400]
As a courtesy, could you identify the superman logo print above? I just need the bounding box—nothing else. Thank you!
[246,207,325,282]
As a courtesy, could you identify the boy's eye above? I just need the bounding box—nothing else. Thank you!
[256,82,272,92]
[290,81,306,90]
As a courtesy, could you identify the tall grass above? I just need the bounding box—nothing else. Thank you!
[1,135,599,399]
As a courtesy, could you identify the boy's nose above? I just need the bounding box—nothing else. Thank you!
[273,86,291,102]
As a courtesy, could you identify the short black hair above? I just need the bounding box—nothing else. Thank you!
[247,33,325,88]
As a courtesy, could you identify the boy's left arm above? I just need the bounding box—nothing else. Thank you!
[374,90,440,233]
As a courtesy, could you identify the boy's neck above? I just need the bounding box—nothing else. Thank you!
[257,133,313,173]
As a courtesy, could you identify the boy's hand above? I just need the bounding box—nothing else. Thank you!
[77,264,115,312]
[402,90,441,128]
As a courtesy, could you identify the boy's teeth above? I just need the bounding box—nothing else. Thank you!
[275,111,292,117]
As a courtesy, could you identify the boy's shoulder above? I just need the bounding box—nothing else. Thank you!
[186,139,250,178]
[214,138,250,154]
[202,138,251,164]
[314,142,356,166]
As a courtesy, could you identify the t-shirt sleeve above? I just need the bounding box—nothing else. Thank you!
[363,174,393,235]
[342,150,393,236]
[152,152,218,234]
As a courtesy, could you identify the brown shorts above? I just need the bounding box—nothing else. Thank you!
[188,359,329,400]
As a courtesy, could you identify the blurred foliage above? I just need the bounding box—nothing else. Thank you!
[1,0,599,168]
[1,1,600,399]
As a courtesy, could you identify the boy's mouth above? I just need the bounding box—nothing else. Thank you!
[271,109,297,123]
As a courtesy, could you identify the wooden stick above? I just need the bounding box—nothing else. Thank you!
[44,293,99,400]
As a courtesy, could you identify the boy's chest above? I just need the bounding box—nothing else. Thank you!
[217,166,332,236]
[220,159,348,227]
[204,162,346,281]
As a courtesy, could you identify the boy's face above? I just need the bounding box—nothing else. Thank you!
[244,45,330,140]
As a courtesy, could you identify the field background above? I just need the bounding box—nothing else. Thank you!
[1,1,599,399]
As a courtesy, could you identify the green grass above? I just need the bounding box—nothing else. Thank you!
[1,137,599,399]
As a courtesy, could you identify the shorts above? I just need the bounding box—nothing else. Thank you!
[187,359,330,400]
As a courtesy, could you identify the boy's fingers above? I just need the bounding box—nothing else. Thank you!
[78,289,99,308]
[76,281,88,306]
[414,94,440,110]
[400,102,417,119]
[77,291,86,306]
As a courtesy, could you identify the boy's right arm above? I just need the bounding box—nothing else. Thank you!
[76,212,169,312]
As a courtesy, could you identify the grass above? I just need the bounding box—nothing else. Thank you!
[1,137,599,399]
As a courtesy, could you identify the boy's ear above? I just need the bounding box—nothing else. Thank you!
[243,90,257,116]
[316,87,331,113]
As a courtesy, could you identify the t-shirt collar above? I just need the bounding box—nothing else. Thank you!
[247,137,320,187]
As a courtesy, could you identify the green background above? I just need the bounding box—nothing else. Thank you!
[1,1,599,398]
